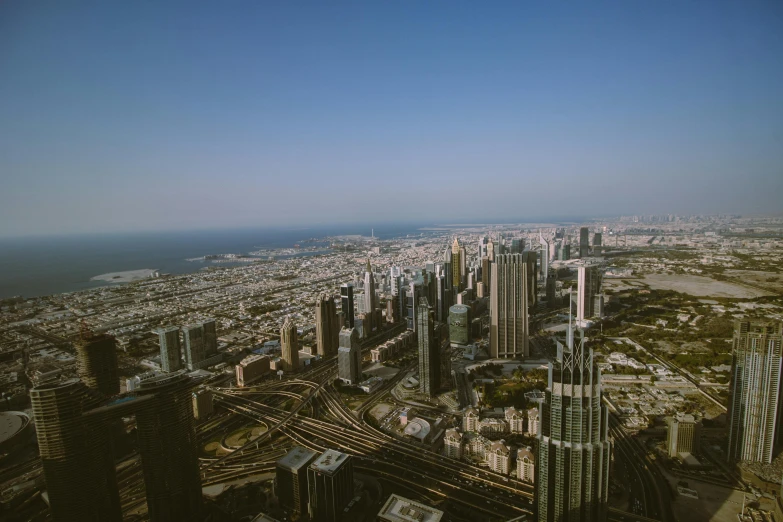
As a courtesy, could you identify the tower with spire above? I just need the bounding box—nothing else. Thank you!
[363,259,377,334]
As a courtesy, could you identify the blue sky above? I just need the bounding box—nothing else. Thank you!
[1,2,781,236]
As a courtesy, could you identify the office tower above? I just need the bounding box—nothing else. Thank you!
[490,254,529,358]
[386,298,397,324]
[577,264,602,322]
[75,333,119,396]
[449,304,471,346]
[31,379,122,522]
[546,272,557,309]
[579,227,589,258]
[510,238,522,254]
[316,294,339,356]
[391,274,404,298]
[340,283,355,328]
[157,326,182,372]
[280,317,299,371]
[406,281,424,331]
[558,244,571,261]
[337,328,362,385]
[276,447,318,515]
[537,331,611,522]
[522,250,538,307]
[307,449,354,522]
[378,494,444,522]
[459,244,467,286]
[667,413,701,458]
[539,232,550,281]
[478,236,490,259]
[727,320,783,463]
[417,298,440,397]
[487,239,495,262]
[363,259,377,334]
[192,388,213,420]
[202,319,218,356]
[593,232,602,248]
[443,245,453,292]
[467,269,476,291]
[451,238,462,291]
[182,323,206,371]
[481,256,491,292]
[134,372,203,522]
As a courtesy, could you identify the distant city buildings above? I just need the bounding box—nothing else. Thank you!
[490,254,529,358]
[727,320,783,464]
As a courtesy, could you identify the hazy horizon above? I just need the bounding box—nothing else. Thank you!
[2,2,782,237]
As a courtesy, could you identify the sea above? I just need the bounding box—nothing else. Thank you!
[0,224,433,300]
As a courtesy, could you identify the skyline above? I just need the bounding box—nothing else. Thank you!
[2,2,782,237]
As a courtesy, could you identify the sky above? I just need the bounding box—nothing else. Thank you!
[1,2,782,237]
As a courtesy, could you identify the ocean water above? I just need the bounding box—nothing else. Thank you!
[0,224,428,299]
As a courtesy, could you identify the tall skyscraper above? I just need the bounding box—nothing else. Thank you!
[417,297,440,397]
[537,331,611,522]
[510,238,522,254]
[459,244,467,287]
[522,250,538,307]
[337,327,362,385]
[481,256,491,292]
[727,320,783,463]
[75,333,119,397]
[133,372,203,522]
[316,294,339,356]
[579,227,590,258]
[593,232,602,248]
[340,283,355,328]
[363,259,377,334]
[281,317,299,371]
[31,380,122,521]
[406,281,424,332]
[490,254,529,358]
[545,272,558,309]
[577,264,602,322]
[276,447,318,515]
[202,319,218,357]
[182,323,206,370]
[539,232,550,281]
[156,326,182,372]
[443,245,453,292]
[451,238,462,292]
[487,238,495,262]
[478,236,490,259]
[307,449,354,522]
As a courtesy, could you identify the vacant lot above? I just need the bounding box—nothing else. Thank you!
[643,274,774,298]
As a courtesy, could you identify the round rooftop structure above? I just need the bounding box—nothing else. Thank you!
[403,418,431,441]
[0,411,32,452]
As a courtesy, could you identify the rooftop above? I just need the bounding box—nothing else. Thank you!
[378,494,444,522]
[277,446,318,473]
[310,449,350,475]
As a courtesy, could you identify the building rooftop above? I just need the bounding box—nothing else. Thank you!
[377,494,444,522]
[277,446,318,473]
[310,449,349,475]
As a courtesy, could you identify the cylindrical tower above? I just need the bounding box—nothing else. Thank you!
[75,334,120,396]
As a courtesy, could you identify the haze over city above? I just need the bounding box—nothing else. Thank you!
[1,2,782,237]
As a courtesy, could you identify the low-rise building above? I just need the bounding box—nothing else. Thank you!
[377,494,444,522]
[236,354,271,387]
[479,418,509,438]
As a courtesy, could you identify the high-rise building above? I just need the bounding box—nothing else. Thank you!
[192,388,213,420]
[435,274,447,322]
[156,326,182,372]
[539,233,550,281]
[448,304,471,346]
[337,328,362,385]
[577,264,602,322]
[340,283,355,328]
[545,272,558,309]
[443,245,453,293]
[558,244,571,261]
[481,256,491,292]
[280,317,299,371]
[202,319,218,356]
[451,238,462,292]
[727,320,783,463]
[487,239,495,262]
[522,250,538,307]
[363,259,377,334]
[133,372,203,522]
[667,413,701,458]
[417,298,440,397]
[510,238,522,254]
[517,446,535,483]
[406,281,424,331]
[579,227,590,258]
[276,446,318,515]
[593,232,602,248]
[75,333,119,397]
[537,331,611,522]
[490,254,529,358]
[459,244,467,287]
[182,323,206,370]
[488,440,512,474]
[316,294,339,356]
[307,449,354,522]
[31,380,122,521]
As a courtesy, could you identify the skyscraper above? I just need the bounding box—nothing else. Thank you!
[545,272,558,309]
[727,320,783,463]
[337,327,362,385]
[481,256,491,292]
[537,331,611,522]
[307,449,354,522]
[75,333,119,396]
[276,446,318,515]
[203,319,218,356]
[417,297,440,397]
[478,236,490,259]
[579,227,590,258]
[459,244,467,287]
[182,323,206,371]
[522,250,538,307]
[577,264,602,323]
[363,259,377,334]
[340,283,355,328]
[316,294,339,356]
[281,317,299,371]
[406,281,424,332]
[487,238,495,262]
[451,238,462,292]
[443,245,453,293]
[156,326,182,372]
[490,254,529,358]
[31,380,122,521]
[448,304,471,346]
[539,232,550,281]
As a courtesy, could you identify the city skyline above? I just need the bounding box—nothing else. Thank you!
[1,2,782,236]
